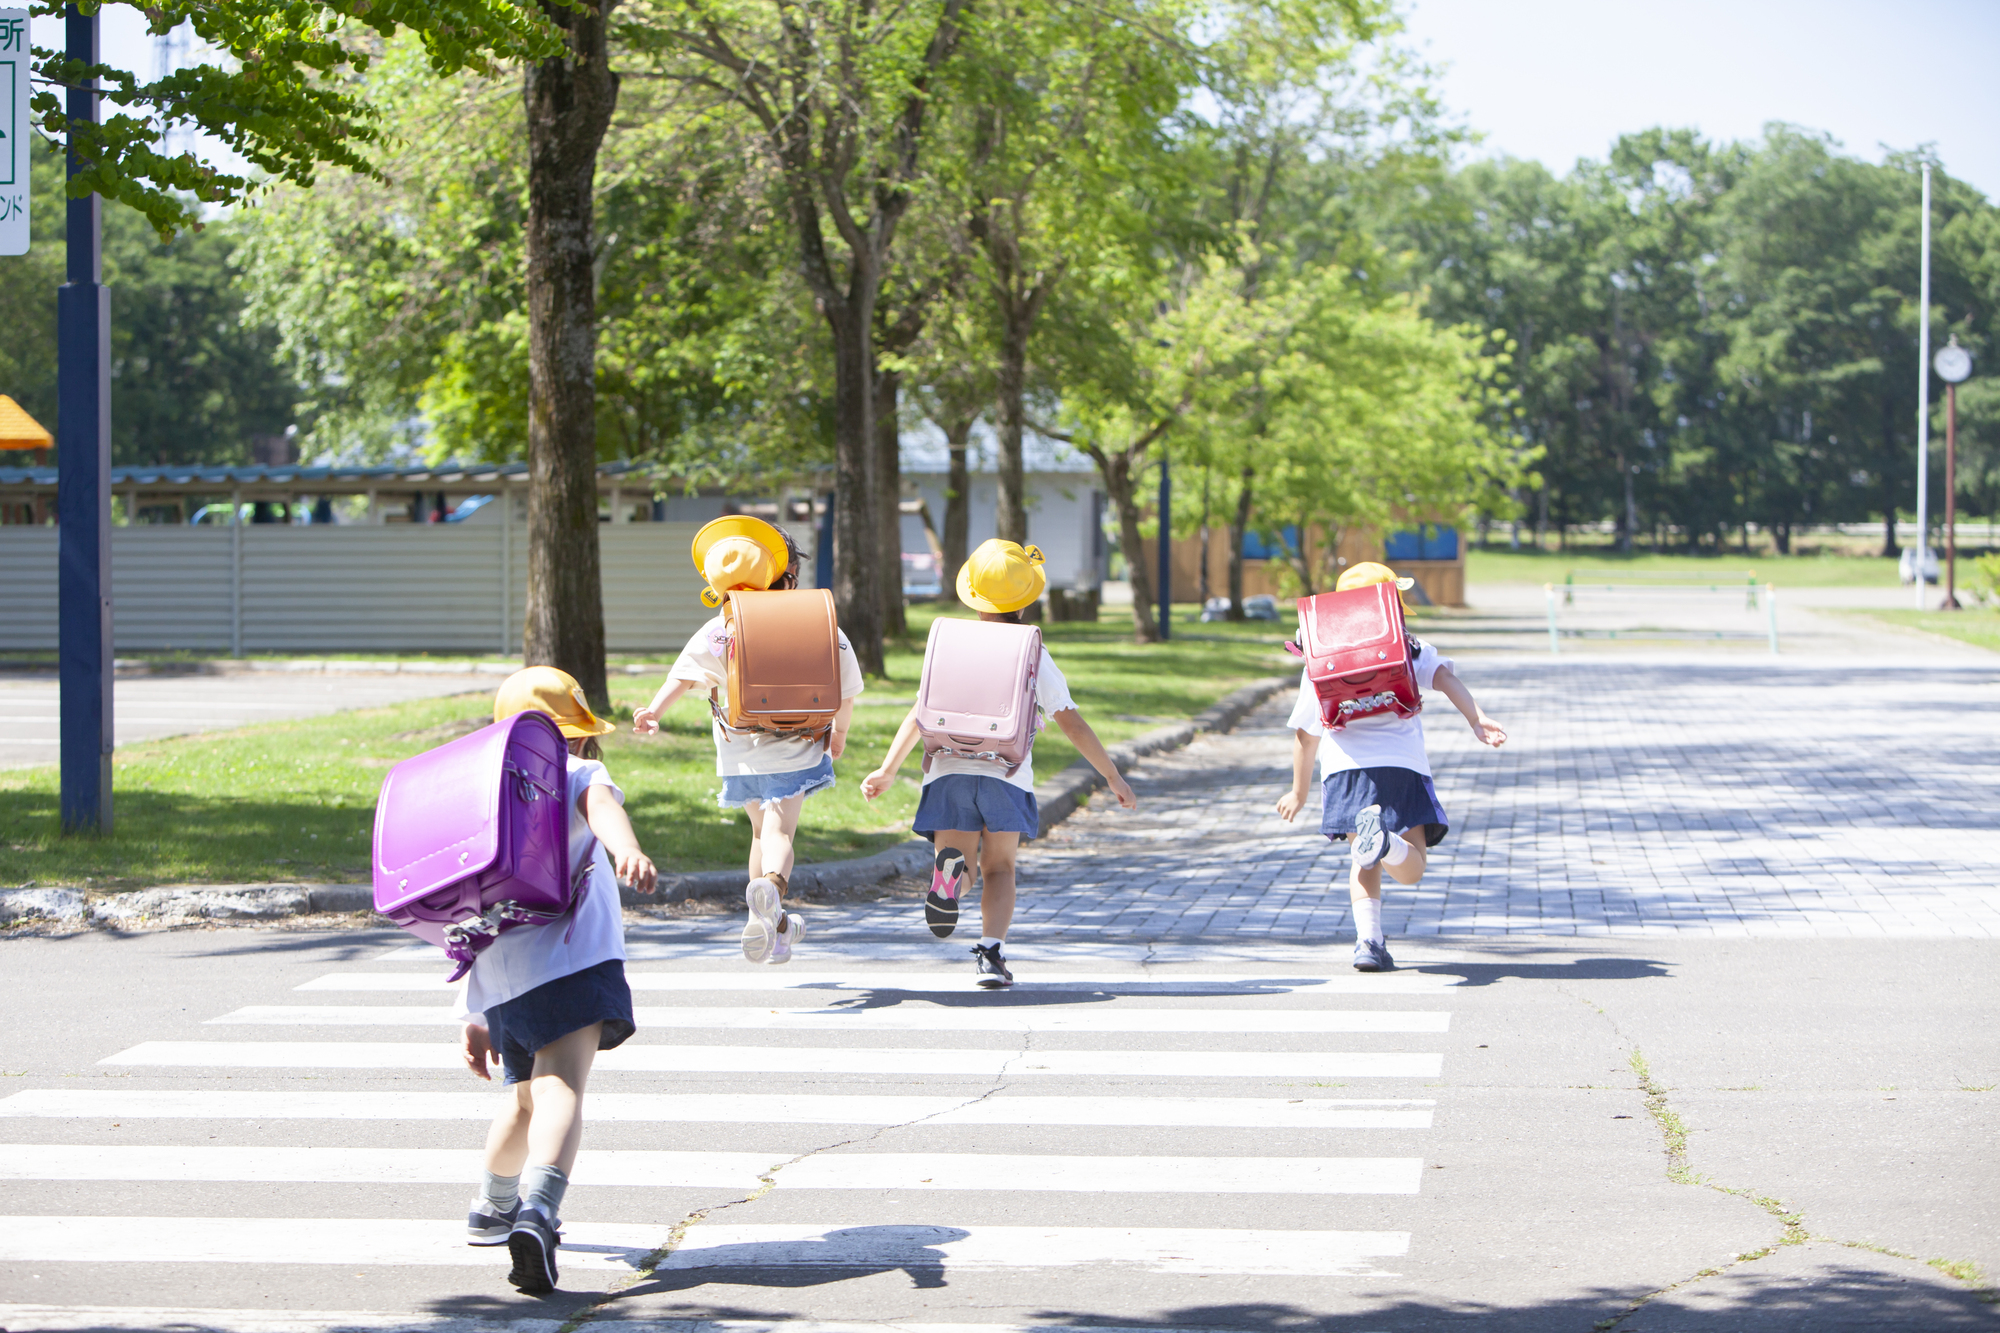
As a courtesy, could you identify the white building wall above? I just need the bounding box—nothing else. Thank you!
[904,470,1106,590]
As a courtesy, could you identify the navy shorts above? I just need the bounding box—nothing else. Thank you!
[719,754,836,809]
[913,773,1040,840]
[483,959,636,1084]
[1320,767,1448,847]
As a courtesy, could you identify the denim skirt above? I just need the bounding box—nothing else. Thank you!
[1319,766,1449,847]
[483,959,636,1084]
[913,773,1040,840]
[719,754,836,809]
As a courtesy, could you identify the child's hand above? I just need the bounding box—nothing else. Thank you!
[1470,712,1507,748]
[461,1023,495,1081]
[828,729,847,760]
[1275,789,1306,822]
[632,705,661,736]
[860,768,892,801]
[616,848,658,896]
[1107,774,1138,810]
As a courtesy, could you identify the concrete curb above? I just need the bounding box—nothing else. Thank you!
[9,673,1293,923]
[2,659,671,679]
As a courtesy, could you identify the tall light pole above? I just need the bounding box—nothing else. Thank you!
[1156,454,1171,641]
[1912,164,1932,608]
[1935,337,1973,609]
[58,2,112,833]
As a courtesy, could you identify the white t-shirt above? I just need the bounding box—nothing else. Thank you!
[922,648,1076,793]
[1285,639,1453,779]
[456,757,626,1027]
[667,615,866,776]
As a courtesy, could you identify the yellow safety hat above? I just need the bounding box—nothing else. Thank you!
[1336,560,1416,593]
[957,539,1047,614]
[493,665,616,738]
[691,515,789,608]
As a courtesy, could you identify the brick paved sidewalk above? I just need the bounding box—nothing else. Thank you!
[810,653,2000,943]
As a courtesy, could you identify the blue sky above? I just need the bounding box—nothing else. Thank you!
[1398,0,2000,199]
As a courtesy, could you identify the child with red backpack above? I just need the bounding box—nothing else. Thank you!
[861,539,1136,987]
[454,667,658,1294]
[1274,562,1507,972]
[633,516,863,964]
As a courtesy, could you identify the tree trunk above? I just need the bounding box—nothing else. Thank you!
[1097,451,1157,643]
[521,0,618,710]
[1226,465,1252,620]
[826,306,885,675]
[942,415,973,603]
[993,310,1030,546]
[873,363,906,638]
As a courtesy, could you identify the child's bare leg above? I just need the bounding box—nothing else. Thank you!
[1349,860,1383,903]
[524,1022,602,1176]
[976,831,1022,940]
[747,795,806,887]
[483,1082,534,1177]
[1385,830,1427,885]
[744,799,765,882]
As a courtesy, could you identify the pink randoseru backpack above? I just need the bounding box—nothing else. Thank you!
[371,710,588,980]
[915,618,1043,775]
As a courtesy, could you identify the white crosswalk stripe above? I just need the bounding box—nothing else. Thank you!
[8,945,1451,1317]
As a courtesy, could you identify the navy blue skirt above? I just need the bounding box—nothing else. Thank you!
[1320,767,1448,847]
[913,773,1040,840]
[483,959,635,1084]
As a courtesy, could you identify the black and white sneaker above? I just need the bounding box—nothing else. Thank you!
[466,1196,519,1246]
[926,847,967,938]
[506,1205,561,1293]
[1350,805,1389,871]
[972,943,1014,988]
[1352,939,1396,972]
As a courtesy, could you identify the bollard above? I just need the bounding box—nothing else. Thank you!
[1767,584,1779,654]
[1545,583,1560,655]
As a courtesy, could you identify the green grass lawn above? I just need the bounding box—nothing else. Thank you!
[1843,606,2000,653]
[1467,547,1903,588]
[0,603,1289,890]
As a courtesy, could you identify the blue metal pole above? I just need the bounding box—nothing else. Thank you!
[815,490,835,591]
[58,3,111,834]
[1156,455,1171,641]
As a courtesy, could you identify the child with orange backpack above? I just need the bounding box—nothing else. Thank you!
[861,539,1136,987]
[1274,562,1507,972]
[633,516,863,963]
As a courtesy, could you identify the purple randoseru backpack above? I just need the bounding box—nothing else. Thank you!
[371,710,588,981]
[915,618,1043,775]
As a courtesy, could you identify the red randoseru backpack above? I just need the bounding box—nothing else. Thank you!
[1287,583,1423,730]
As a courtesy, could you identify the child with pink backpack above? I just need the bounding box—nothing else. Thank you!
[449,668,657,1294]
[861,539,1136,986]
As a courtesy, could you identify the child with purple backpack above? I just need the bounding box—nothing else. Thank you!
[453,667,657,1294]
[861,539,1136,986]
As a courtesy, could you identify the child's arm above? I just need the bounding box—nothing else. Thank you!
[1432,665,1506,747]
[633,677,694,735]
[1051,709,1138,810]
[461,1023,497,1080]
[860,708,923,800]
[1274,727,1316,821]
[581,784,658,894]
[828,696,856,760]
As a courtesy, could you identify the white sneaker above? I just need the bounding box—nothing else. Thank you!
[742,878,781,964]
[766,912,806,964]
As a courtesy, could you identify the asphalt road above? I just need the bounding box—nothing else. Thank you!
[0,923,1993,1332]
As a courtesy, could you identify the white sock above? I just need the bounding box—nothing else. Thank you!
[979,936,1003,951]
[1352,896,1384,945]
[521,1164,568,1224]
[479,1170,519,1213]
[1381,832,1413,867]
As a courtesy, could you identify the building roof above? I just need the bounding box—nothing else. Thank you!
[0,459,678,493]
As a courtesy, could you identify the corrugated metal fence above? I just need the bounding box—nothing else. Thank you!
[0,523,710,654]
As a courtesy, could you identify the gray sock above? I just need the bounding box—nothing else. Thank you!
[480,1170,520,1214]
[521,1164,569,1223]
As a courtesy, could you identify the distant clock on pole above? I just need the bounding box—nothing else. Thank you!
[1934,341,1972,384]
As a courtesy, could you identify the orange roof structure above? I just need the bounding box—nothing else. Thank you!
[0,396,53,450]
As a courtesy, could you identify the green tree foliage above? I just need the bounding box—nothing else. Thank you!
[0,148,297,463]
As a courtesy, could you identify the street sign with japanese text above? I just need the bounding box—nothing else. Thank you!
[0,8,27,255]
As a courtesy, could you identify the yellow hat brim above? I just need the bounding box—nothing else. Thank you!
[691,516,790,590]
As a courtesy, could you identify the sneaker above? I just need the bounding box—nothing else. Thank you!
[925,848,968,938]
[1350,805,1389,871]
[972,942,1013,989]
[1352,938,1396,972]
[505,1205,561,1293]
[466,1196,519,1246]
[741,877,782,964]
[766,911,806,964]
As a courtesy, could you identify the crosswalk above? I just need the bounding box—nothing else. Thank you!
[0,933,1456,1328]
